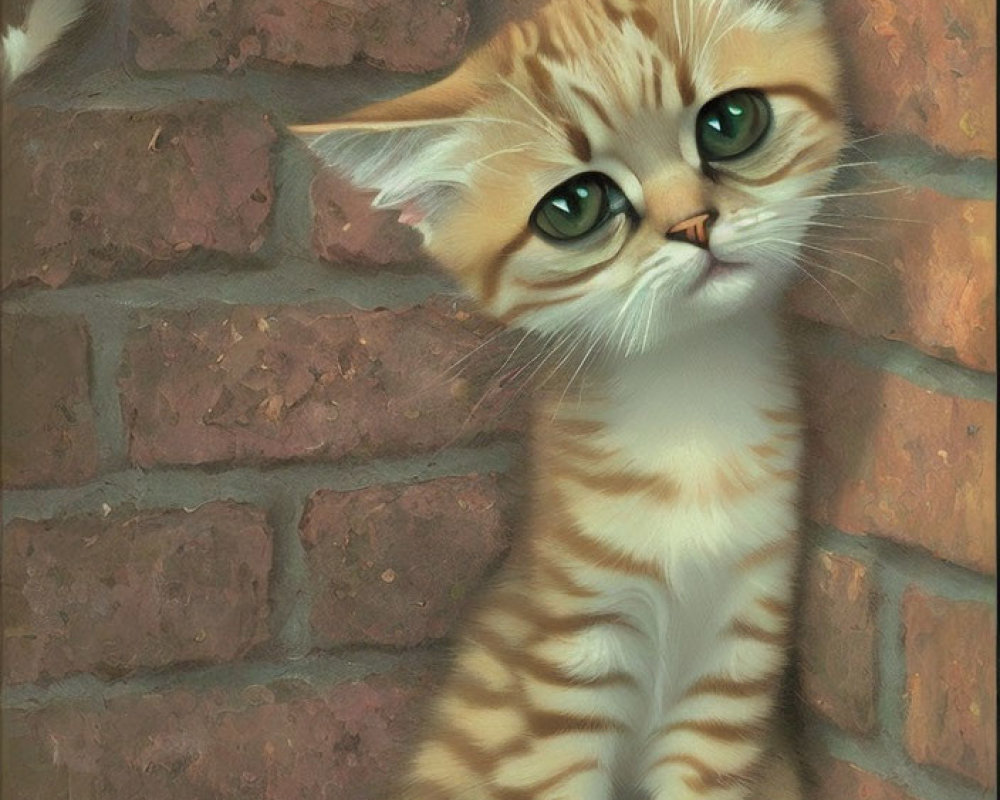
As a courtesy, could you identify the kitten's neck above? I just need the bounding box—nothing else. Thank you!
[544,309,798,455]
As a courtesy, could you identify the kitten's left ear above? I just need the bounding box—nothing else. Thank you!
[290,69,485,234]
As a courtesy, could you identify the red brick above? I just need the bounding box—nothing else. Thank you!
[311,170,423,268]
[2,502,271,685]
[814,758,921,800]
[828,0,996,157]
[803,355,996,574]
[0,315,99,488]
[902,589,996,788]
[790,188,996,373]
[1,668,432,800]
[801,550,880,736]
[301,474,510,647]
[1,103,275,290]
[119,300,527,468]
[131,0,469,73]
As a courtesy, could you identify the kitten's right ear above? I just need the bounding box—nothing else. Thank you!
[290,71,485,233]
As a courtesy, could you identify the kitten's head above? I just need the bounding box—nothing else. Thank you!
[294,0,844,353]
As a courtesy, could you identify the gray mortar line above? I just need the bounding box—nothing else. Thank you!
[265,487,315,661]
[857,134,997,202]
[10,62,439,121]
[0,648,434,710]
[1,261,455,316]
[810,717,996,800]
[794,319,997,402]
[0,442,520,523]
[811,526,996,603]
[83,305,132,470]
[875,558,911,786]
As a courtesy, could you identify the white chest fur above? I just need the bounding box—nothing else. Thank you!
[537,310,802,744]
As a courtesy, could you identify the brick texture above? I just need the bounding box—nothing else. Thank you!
[1,669,432,800]
[301,474,511,647]
[902,589,997,788]
[0,314,99,488]
[1,103,275,290]
[829,0,997,157]
[803,354,996,574]
[131,0,470,73]
[814,758,921,800]
[311,170,424,268]
[119,300,527,468]
[801,549,880,736]
[790,188,996,373]
[2,502,272,685]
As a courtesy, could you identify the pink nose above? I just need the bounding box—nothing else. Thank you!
[665,211,717,249]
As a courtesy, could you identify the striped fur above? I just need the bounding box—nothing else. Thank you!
[295,0,844,796]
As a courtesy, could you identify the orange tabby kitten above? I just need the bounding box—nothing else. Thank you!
[294,0,844,796]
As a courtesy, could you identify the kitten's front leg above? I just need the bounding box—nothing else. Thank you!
[398,594,631,800]
[641,732,768,800]
[401,698,621,800]
[641,732,805,800]
[641,633,791,800]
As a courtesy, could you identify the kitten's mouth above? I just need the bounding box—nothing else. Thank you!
[690,254,749,293]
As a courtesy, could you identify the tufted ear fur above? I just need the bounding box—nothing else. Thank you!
[290,70,487,235]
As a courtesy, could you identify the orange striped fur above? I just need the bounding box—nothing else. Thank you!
[294,0,845,796]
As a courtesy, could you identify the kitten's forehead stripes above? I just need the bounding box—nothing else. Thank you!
[508,0,699,122]
[563,122,593,162]
[570,85,618,132]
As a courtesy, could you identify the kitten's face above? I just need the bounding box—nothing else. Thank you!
[297,0,844,353]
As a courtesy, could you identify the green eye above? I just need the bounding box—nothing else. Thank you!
[696,89,771,161]
[532,173,613,241]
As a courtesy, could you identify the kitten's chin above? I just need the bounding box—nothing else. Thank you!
[686,249,792,312]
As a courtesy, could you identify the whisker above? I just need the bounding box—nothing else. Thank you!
[789,259,858,328]
[554,332,602,417]
[811,211,926,225]
[763,237,895,273]
[799,185,908,202]
[795,252,873,296]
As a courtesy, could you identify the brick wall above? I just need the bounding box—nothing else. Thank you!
[1,1,994,798]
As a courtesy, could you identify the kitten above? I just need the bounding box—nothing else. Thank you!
[295,0,845,797]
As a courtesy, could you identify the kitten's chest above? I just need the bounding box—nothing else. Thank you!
[545,397,802,575]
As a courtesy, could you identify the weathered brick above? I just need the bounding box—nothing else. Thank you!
[803,355,996,574]
[2,502,272,685]
[311,170,423,268]
[801,549,880,736]
[1,668,431,800]
[131,0,469,73]
[902,588,996,788]
[0,314,99,488]
[119,300,527,468]
[791,188,996,373]
[1,103,275,289]
[813,758,921,800]
[301,474,510,647]
[828,0,996,157]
